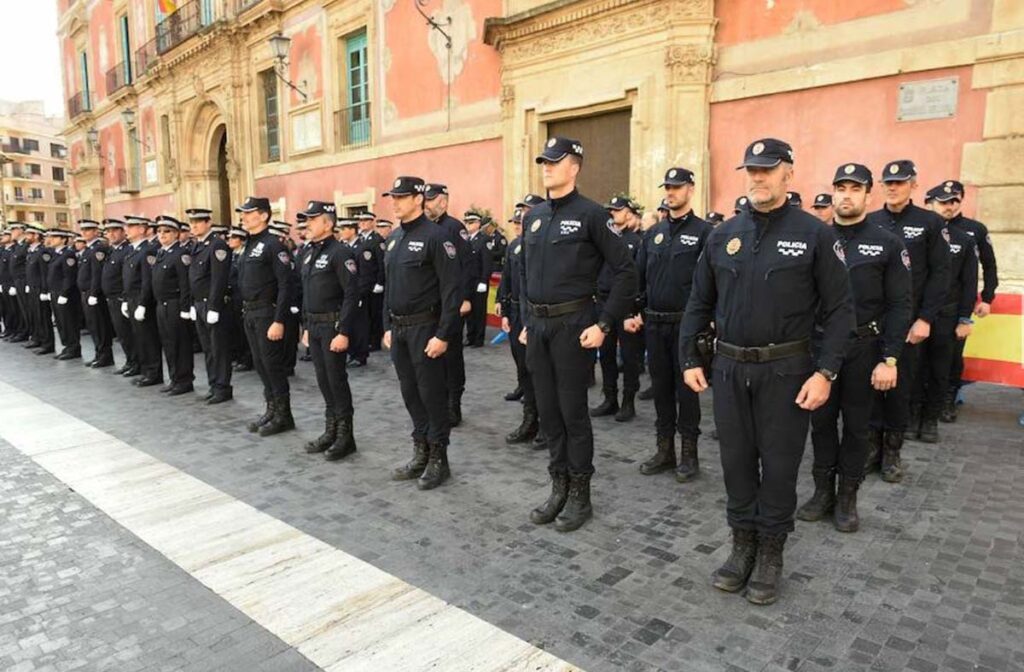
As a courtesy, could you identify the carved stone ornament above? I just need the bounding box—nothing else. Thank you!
[664,44,716,85]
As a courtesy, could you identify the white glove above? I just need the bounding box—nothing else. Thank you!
[40,293,50,302]
[7,287,15,296]
[290,306,299,315]
[121,302,129,318]
[134,305,146,322]
[179,311,190,320]
[58,296,68,305]
[87,296,98,306]
[25,285,29,293]
[372,283,384,294]
[476,282,487,293]
[189,306,197,321]
[206,310,220,325]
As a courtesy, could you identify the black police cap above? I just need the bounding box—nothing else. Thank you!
[656,199,669,212]
[101,218,125,229]
[787,192,803,207]
[383,176,427,197]
[706,211,725,224]
[737,138,794,169]
[606,196,631,211]
[78,219,100,230]
[300,200,337,220]
[228,227,248,239]
[235,196,271,213]
[659,167,695,187]
[734,195,750,212]
[535,136,584,164]
[124,215,153,226]
[929,183,961,203]
[880,159,917,183]
[185,208,213,220]
[811,194,833,208]
[338,218,358,228]
[832,163,873,187]
[376,219,393,228]
[424,183,449,200]
[464,211,483,222]
[47,228,74,238]
[940,179,964,196]
[155,214,183,230]
[516,194,545,208]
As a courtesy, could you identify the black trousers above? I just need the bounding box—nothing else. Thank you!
[871,341,920,434]
[391,320,450,445]
[712,353,814,535]
[53,295,81,354]
[284,312,301,373]
[508,313,535,412]
[466,290,489,346]
[106,297,135,366]
[949,338,968,395]
[1,289,21,335]
[811,337,878,481]
[526,307,598,476]
[81,291,114,360]
[129,299,162,380]
[348,298,370,361]
[444,315,466,401]
[913,311,958,420]
[596,300,641,394]
[155,298,194,386]
[647,319,700,439]
[21,288,38,340]
[308,320,353,417]
[34,295,54,349]
[243,310,290,400]
[228,295,250,365]
[194,302,232,393]
[14,284,30,337]
[368,292,384,349]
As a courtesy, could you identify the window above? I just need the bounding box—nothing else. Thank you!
[56,212,69,225]
[50,143,67,158]
[119,14,133,84]
[28,163,41,176]
[32,212,45,223]
[200,0,215,26]
[160,114,173,179]
[30,188,43,200]
[23,139,39,152]
[54,189,67,204]
[52,166,65,182]
[80,51,91,104]
[341,30,370,146]
[15,210,26,221]
[13,187,23,201]
[260,69,280,162]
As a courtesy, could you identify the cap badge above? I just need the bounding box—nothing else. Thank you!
[394,179,402,188]
[654,233,664,245]
[752,142,765,155]
[547,139,556,148]
[668,169,677,179]
[844,164,855,175]
[889,164,900,175]
[530,220,541,232]
[944,186,952,193]
[945,181,953,188]
[726,237,742,255]
[739,197,748,205]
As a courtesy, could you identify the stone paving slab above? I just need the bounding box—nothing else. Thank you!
[1,335,1022,672]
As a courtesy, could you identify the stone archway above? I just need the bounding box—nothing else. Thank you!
[182,100,236,225]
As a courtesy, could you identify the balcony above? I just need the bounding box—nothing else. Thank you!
[117,168,140,194]
[335,102,372,149]
[105,62,133,96]
[7,166,40,180]
[67,91,92,119]
[1,144,30,155]
[155,0,207,55]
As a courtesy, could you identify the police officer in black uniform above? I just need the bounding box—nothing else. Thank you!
[936,179,998,422]
[423,183,474,427]
[680,138,854,605]
[97,219,136,374]
[237,197,296,436]
[913,185,978,443]
[25,224,55,354]
[798,163,911,533]
[630,168,711,482]
[864,160,950,478]
[45,228,81,360]
[7,222,31,342]
[0,228,23,340]
[270,220,303,376]
[520,137,637,533]
[226,226,252,372]
[338,218,374,367]
[706,211,725,226]
[298,201,360,461]
[497,211,538,444]
[77,219,115,367]
[382,176,461,490]
[145,215,194,396]
[463,211,493,348]
[124,216,163,386]
[186,208,234,404]
[357,212,387,351]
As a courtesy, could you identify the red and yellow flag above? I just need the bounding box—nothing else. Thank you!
[963,293,1024,387]
[157,0,178,14]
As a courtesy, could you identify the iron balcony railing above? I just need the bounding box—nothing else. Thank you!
[117,168,140,194]
[335,102,372,149]
[67,91,92,118]
[105,62,132,95]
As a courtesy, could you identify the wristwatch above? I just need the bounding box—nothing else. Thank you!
[883,357,897,368]
[958,317,974,325]
[597,320,612,335]
[816,368,838,382]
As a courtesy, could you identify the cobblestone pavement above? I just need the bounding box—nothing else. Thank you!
[1,333,1022,672]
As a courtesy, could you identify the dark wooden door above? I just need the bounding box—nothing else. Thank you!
[546,108,631,205]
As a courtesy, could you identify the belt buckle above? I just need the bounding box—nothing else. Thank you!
[748,347,766,363]
[534,304,548,317]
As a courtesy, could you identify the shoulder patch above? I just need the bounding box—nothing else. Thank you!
[67,257,76,266]
[985,234,992,247]
[146,255,157,265]
[941,228,951,245]
[95,251,105,261]
[514,244,521,255]
[363,249,372,261]
[277,251,291,265]
[181,254,192,266]
[833,240,846,264]
[379,242,386,251]
[443,241,456,259]
[459,229,469,241]
[214,249,228,262]
[901,249,911,270]
[387,239,396,251]
[345,259,357,274]
[42,253,51,262]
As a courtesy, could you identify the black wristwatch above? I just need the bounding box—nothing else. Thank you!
[597,320,612,335]
[816,368,838,382]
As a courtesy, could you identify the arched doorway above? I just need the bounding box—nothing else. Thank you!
[209,125,230,226]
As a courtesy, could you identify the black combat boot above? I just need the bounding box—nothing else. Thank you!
[939,391,958,423]
[711,528,758,593]
[554,472,593,532]
[589,387,618,417]
[918,416,939,444]
[325,416,357,461]
[881,431,904,483]
[417,442,450,490]
[796,467,836,522]
[448,395,462,428]
[247,399,275,433]
[833,474,860,533]
[639,435,676,475]
[259,395,295,436]
[614,390,636,422]
[746,533,787,605]
[638,385,654,401]
[306,411,338,454]
[392,439,429,481]
[504,385,523,402]
[505,406,538,444]
[908,404,922,440]
[675,436,700,483]
[864,429,882,474]
[532,430,548,451]
[529,470,569,525]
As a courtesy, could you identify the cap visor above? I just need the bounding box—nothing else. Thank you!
[234,205,257,213]
[535,151,568,164]
[737,158,783,170]
[880,174,913,183]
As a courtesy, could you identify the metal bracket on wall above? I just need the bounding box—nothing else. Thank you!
[414,0,453,131]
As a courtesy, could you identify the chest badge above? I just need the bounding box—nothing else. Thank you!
[726,237,742,255]
[654,233,664,245]
[530,220,541,233]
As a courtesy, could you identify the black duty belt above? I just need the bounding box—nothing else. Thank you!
[527,296,593,318]
[853,321,880,338]
[389,306,439,327]
[243,299,273,311]
[645,309,684,323]
[716,338,810,363]
[305,311,340,323]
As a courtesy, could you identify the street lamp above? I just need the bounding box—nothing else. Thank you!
[121,107,136,130]
[268,33,308,103]
[0,153,11,227]
[86,127,100,151]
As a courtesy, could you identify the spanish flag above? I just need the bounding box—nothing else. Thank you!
[157,0,178,14]
[963,293,1024,387]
